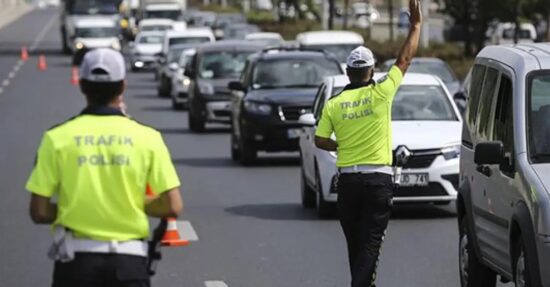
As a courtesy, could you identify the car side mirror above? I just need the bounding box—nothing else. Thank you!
[474,142,504,165]
[228,81,246,92]
[298,113,316,127]
[169,63,179,71]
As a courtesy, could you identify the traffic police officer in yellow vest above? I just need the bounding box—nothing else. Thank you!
[314,0,422,286]
[26,48,183,287]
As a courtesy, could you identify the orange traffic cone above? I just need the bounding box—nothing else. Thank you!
[21,46,28,61]
[161,218,189,247]
[38,55,47,71]
[145,185,188,247]
[71,66,79,86]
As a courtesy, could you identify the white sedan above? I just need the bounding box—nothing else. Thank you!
[299,73,462,218]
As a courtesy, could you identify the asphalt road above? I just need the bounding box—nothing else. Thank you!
[0,8,511,287]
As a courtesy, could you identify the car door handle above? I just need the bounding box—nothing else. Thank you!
[476,165,492,177]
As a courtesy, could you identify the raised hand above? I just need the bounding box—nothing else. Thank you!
[409,0,422,27]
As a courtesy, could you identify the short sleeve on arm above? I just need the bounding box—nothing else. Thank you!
[26,134,59,198]
[315,103,334,138]
[374,65,404,101]
[147,133,181,194]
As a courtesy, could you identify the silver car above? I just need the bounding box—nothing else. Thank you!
[458,43,550,287]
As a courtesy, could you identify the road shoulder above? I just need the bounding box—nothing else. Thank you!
[0,4,35,31]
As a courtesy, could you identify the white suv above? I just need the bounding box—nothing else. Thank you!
[299,73,463,218]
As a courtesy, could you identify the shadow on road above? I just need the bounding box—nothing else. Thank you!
[225,203,318,221]
[390,204,457,219]
[141,105,173,112]
[132,94,158,99]
[172,156,299,168]
[157,127,230,135]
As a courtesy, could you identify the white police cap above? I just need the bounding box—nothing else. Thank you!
[80,48,126,83]
[346,46,375,68]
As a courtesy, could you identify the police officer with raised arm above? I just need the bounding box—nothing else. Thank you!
[314,1,422,286]
[27,48,183,287]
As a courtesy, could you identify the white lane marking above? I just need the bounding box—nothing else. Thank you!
[8,71,16,79]
[176,220,199,241]
[204,281,228,287]
[2,80,10,87]
[29,13,57,51]
[0,88,3,94]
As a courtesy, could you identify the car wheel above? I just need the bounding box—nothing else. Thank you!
[300,165,316,209]
[459,217,497,287]
[238,136,257,166]
[188,103,205,133]
[514,236,539,287]
[315,167,334,219]
[230,129,240,161]
[171,97,184,110]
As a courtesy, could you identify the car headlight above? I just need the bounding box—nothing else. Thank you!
[182,78,191,86]
[75,42,85,50]
[198,83,214,95]
[111,41,121,51]
[244,101,272,115]
[442,144,461,160]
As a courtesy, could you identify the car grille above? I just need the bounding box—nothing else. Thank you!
[279,106,311,122]
[395,183,448,197]
[393,149,440,169]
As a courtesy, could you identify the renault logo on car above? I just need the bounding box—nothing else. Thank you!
[395,145,412,165]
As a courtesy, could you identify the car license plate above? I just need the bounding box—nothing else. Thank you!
[287,128,302,139]
[399,173,429,187]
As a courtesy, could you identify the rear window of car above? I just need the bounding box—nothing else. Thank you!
[252,57,342,89]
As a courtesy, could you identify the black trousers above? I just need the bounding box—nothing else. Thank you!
[337,173,394,287]
[52,253,150,287]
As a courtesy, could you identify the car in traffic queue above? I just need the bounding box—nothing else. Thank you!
[142,2,184,22]
[71,17,122,65]
[211,13,247,40]
[171,49,196,110]
[160,28,216,56]
[184,41,267,132]
[245,32,284,46]
[382,57,461,96]
[296,30,364,70]
[129,31,164,71]
[228,47,344,165]
[157,44,196,98]
[222,23,260,40]
[457,43,550,287]
[137,18,176,32]
[298,73,462,218]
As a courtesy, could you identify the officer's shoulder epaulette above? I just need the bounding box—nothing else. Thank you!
[376,75,388,84]
[46,115,81,132]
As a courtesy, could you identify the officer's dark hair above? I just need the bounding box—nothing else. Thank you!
[346,66,374,84]
[79,68,124,106]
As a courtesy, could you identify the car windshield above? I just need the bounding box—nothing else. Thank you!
[198,51,253,79]
[144,10,181,20]
[169,37,210,46]
[252,58,342,89]
[138,35,163,44]
[70,0,118,14]
[75,27,117,38]
[392,85,457,121]
[503,28,532,39]
[304,44,359,63]
[406,61,457,84]
[168,48,188,63]
[141,25,171,32]
[528,74,550,161]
